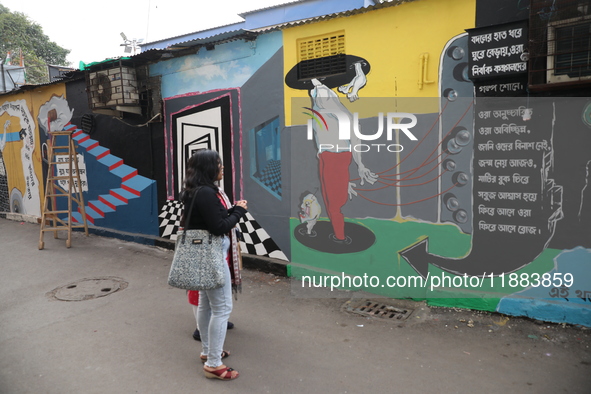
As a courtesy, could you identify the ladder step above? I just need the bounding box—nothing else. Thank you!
[41,217,67,225]
[44,193,67,198]
[49,158,76,162]
[41,216,61,221]
[47,175,77,180]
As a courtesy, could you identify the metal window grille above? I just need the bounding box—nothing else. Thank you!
[553,20,591,76]
[297,32,346,79]
[529,0,591,88]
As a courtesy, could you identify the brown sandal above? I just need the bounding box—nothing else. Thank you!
[200,350,230,363]
[203,365,239,380]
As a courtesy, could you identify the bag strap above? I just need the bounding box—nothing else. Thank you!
[180,186,213,245]
[181,186,202,244]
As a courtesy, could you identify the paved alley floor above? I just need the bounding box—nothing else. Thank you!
[0,218,590,394]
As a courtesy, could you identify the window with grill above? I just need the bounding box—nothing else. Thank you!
[551,19,591,77]
[297,31,346,79]
[529,0,591,87]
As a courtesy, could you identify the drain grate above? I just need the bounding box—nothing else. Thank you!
[344,299,413,321]
[47,277,128,301]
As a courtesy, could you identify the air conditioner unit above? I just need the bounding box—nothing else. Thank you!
[87,66,140,113]
[546,14,591,84]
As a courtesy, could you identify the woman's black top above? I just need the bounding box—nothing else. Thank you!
[184,186,246,236]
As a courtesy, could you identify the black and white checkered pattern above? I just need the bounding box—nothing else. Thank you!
[159,201,287,261]
[238,212,287,260]
[259,159,281,197]
[159,200,183,239]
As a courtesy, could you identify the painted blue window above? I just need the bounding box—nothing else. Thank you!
[249,117,281,200]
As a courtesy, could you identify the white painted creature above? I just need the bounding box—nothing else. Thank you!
[299,192,321,236]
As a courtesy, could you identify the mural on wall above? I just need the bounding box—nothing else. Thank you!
[65,123,158,234]
[173,95,231,195]
[249,116,282,200]
[160,92,235,240]
[0,99,41,216]
[287,56,379,253]
[489,96,591,325]
[149,31,290,259]
[0,93,90,220]
[151,33,284,99]
[160,89,288,260]
[284,6,589,326]
[400,27,567,278]
[38,95,74,134]
[0,0,587,325]
[0,93,88,218]
[12,90,161,236]
[37,96,89,196]
[497,247,591,325]
[287,45,475,267]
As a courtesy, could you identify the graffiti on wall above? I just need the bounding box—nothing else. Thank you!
[160,89,288,260]
[37,96,88,194]
[287,56,379,253]
[160,92,235,239]
[0,90,159,238]
[285,26,590,322]
[0,99,41,215]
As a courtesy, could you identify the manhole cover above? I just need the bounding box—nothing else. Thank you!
[344,299,413,321]
[48,277,128,301]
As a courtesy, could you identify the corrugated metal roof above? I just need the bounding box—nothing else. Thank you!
[140,0,313,47]
[145,0,406,51]
[140,0,395,49]
[249,0,409,32]
[0,72,86,97]
[167,29,259,50]
[237,0,308,17]
[141,20,245,47]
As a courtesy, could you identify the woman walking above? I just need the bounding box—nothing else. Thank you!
[180,149,247,380]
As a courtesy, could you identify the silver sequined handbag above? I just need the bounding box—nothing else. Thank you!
[167,187,226,291]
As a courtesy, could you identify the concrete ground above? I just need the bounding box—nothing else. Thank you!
[1,218,590,394]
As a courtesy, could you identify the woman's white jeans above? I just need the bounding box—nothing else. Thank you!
[198,236,232,368]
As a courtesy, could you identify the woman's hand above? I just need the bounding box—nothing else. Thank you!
[235,200,248,210]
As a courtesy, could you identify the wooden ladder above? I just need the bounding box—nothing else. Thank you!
[39,130,89,249]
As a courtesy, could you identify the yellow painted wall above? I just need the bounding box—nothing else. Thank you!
[0,84,67,215]
[283,0,476,125]
[1,105,25,199]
